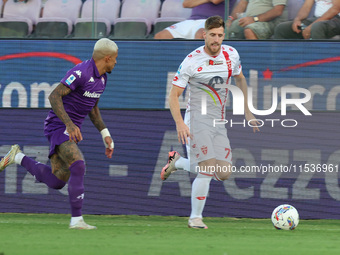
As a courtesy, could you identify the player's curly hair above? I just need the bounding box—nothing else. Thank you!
[205,15,225,31]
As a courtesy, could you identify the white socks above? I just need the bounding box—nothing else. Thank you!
[175,156,199,174]
[14,152,25,165]
[70,216,83,225]
[190,173,212,219]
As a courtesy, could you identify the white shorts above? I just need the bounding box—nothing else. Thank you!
[184,111,232,165]
[166,19,206,39]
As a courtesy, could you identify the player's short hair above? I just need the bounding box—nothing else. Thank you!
[205,15,225,31]
[92,38,118,60]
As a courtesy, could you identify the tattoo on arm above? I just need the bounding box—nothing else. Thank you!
[48,83,73,126]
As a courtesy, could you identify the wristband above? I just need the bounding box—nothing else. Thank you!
[100,128,114,149]
[228,16,234,21]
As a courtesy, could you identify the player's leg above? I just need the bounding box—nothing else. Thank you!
[0,144,66,189]
[213,133,233,181]
[214,160,232,181]
[55,140,96,229]
[188,158,215,229]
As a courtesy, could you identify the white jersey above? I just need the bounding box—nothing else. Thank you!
[172,45,242,120]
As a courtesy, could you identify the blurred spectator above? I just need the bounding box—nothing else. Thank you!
[274,0,340,39]
[228,0,288,39]
[154,0,236,39]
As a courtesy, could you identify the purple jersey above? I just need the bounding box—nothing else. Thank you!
[190,2,225,20]
[45,58,107,129]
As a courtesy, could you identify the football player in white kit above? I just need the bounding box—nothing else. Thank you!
[161,15,259,229]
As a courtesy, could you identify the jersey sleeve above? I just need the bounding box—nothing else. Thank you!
[60,66,86,91]
[172,56,194,89]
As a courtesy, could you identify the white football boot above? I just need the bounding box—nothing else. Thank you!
[69,219,97,230]
[0,144,21,172]
[188,217,208,229]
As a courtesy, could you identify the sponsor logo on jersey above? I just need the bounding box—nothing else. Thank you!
[65,74,76,86]
[197,67,202,72]
[208,60,223,65]
[83,91,101,98]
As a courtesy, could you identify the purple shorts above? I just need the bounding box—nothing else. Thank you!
[44,125,69,158]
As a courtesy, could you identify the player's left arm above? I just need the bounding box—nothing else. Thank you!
[234,71,260,133]
[88,100,114,158]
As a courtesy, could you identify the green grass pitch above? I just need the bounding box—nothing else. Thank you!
[0,213,340,255]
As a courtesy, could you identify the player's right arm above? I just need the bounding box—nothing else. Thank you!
[48,83,83,143]
[169,85,190,144]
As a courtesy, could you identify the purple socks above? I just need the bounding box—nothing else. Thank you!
[21,157,86,217]
[68,160,86,217]
[21,156,66,190]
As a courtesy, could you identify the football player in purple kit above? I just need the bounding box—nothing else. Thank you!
[0,38,118,229]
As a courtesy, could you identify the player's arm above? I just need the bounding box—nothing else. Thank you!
[234,71,260,133]
[48,83,83,142]
[169,85,191,144]
[88,100,114,159]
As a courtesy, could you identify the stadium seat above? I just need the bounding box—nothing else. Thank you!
[153,0,191,35]
[34,0,82,38]
[112,0,161,39]
[74,0,120,38]
[0,0,41,38]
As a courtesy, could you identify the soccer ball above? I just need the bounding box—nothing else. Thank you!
[271,204,299,230]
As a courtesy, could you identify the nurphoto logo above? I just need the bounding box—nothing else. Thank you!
[200,84,312,128]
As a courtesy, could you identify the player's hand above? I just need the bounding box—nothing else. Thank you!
[292,19,302,33]
[238,17,255,27]
[176,122,191,144]
[245,112,260,133]
[302,25,312,39]
[66,123,83,143]
[104,136,114,159]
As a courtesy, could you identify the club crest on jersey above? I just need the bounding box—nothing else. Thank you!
[201,145,208,155]
[65,74,76,86]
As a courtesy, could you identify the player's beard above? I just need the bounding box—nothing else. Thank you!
[207,43,221,56]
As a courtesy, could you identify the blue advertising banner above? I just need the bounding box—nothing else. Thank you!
[1,40,340,110]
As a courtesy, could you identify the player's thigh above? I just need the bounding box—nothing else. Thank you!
[214,133,232,180]
[50,153,70,182]
[55,140,84,167]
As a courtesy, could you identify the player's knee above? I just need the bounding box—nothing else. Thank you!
[69,160,86,176]
[216,170,231,181]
